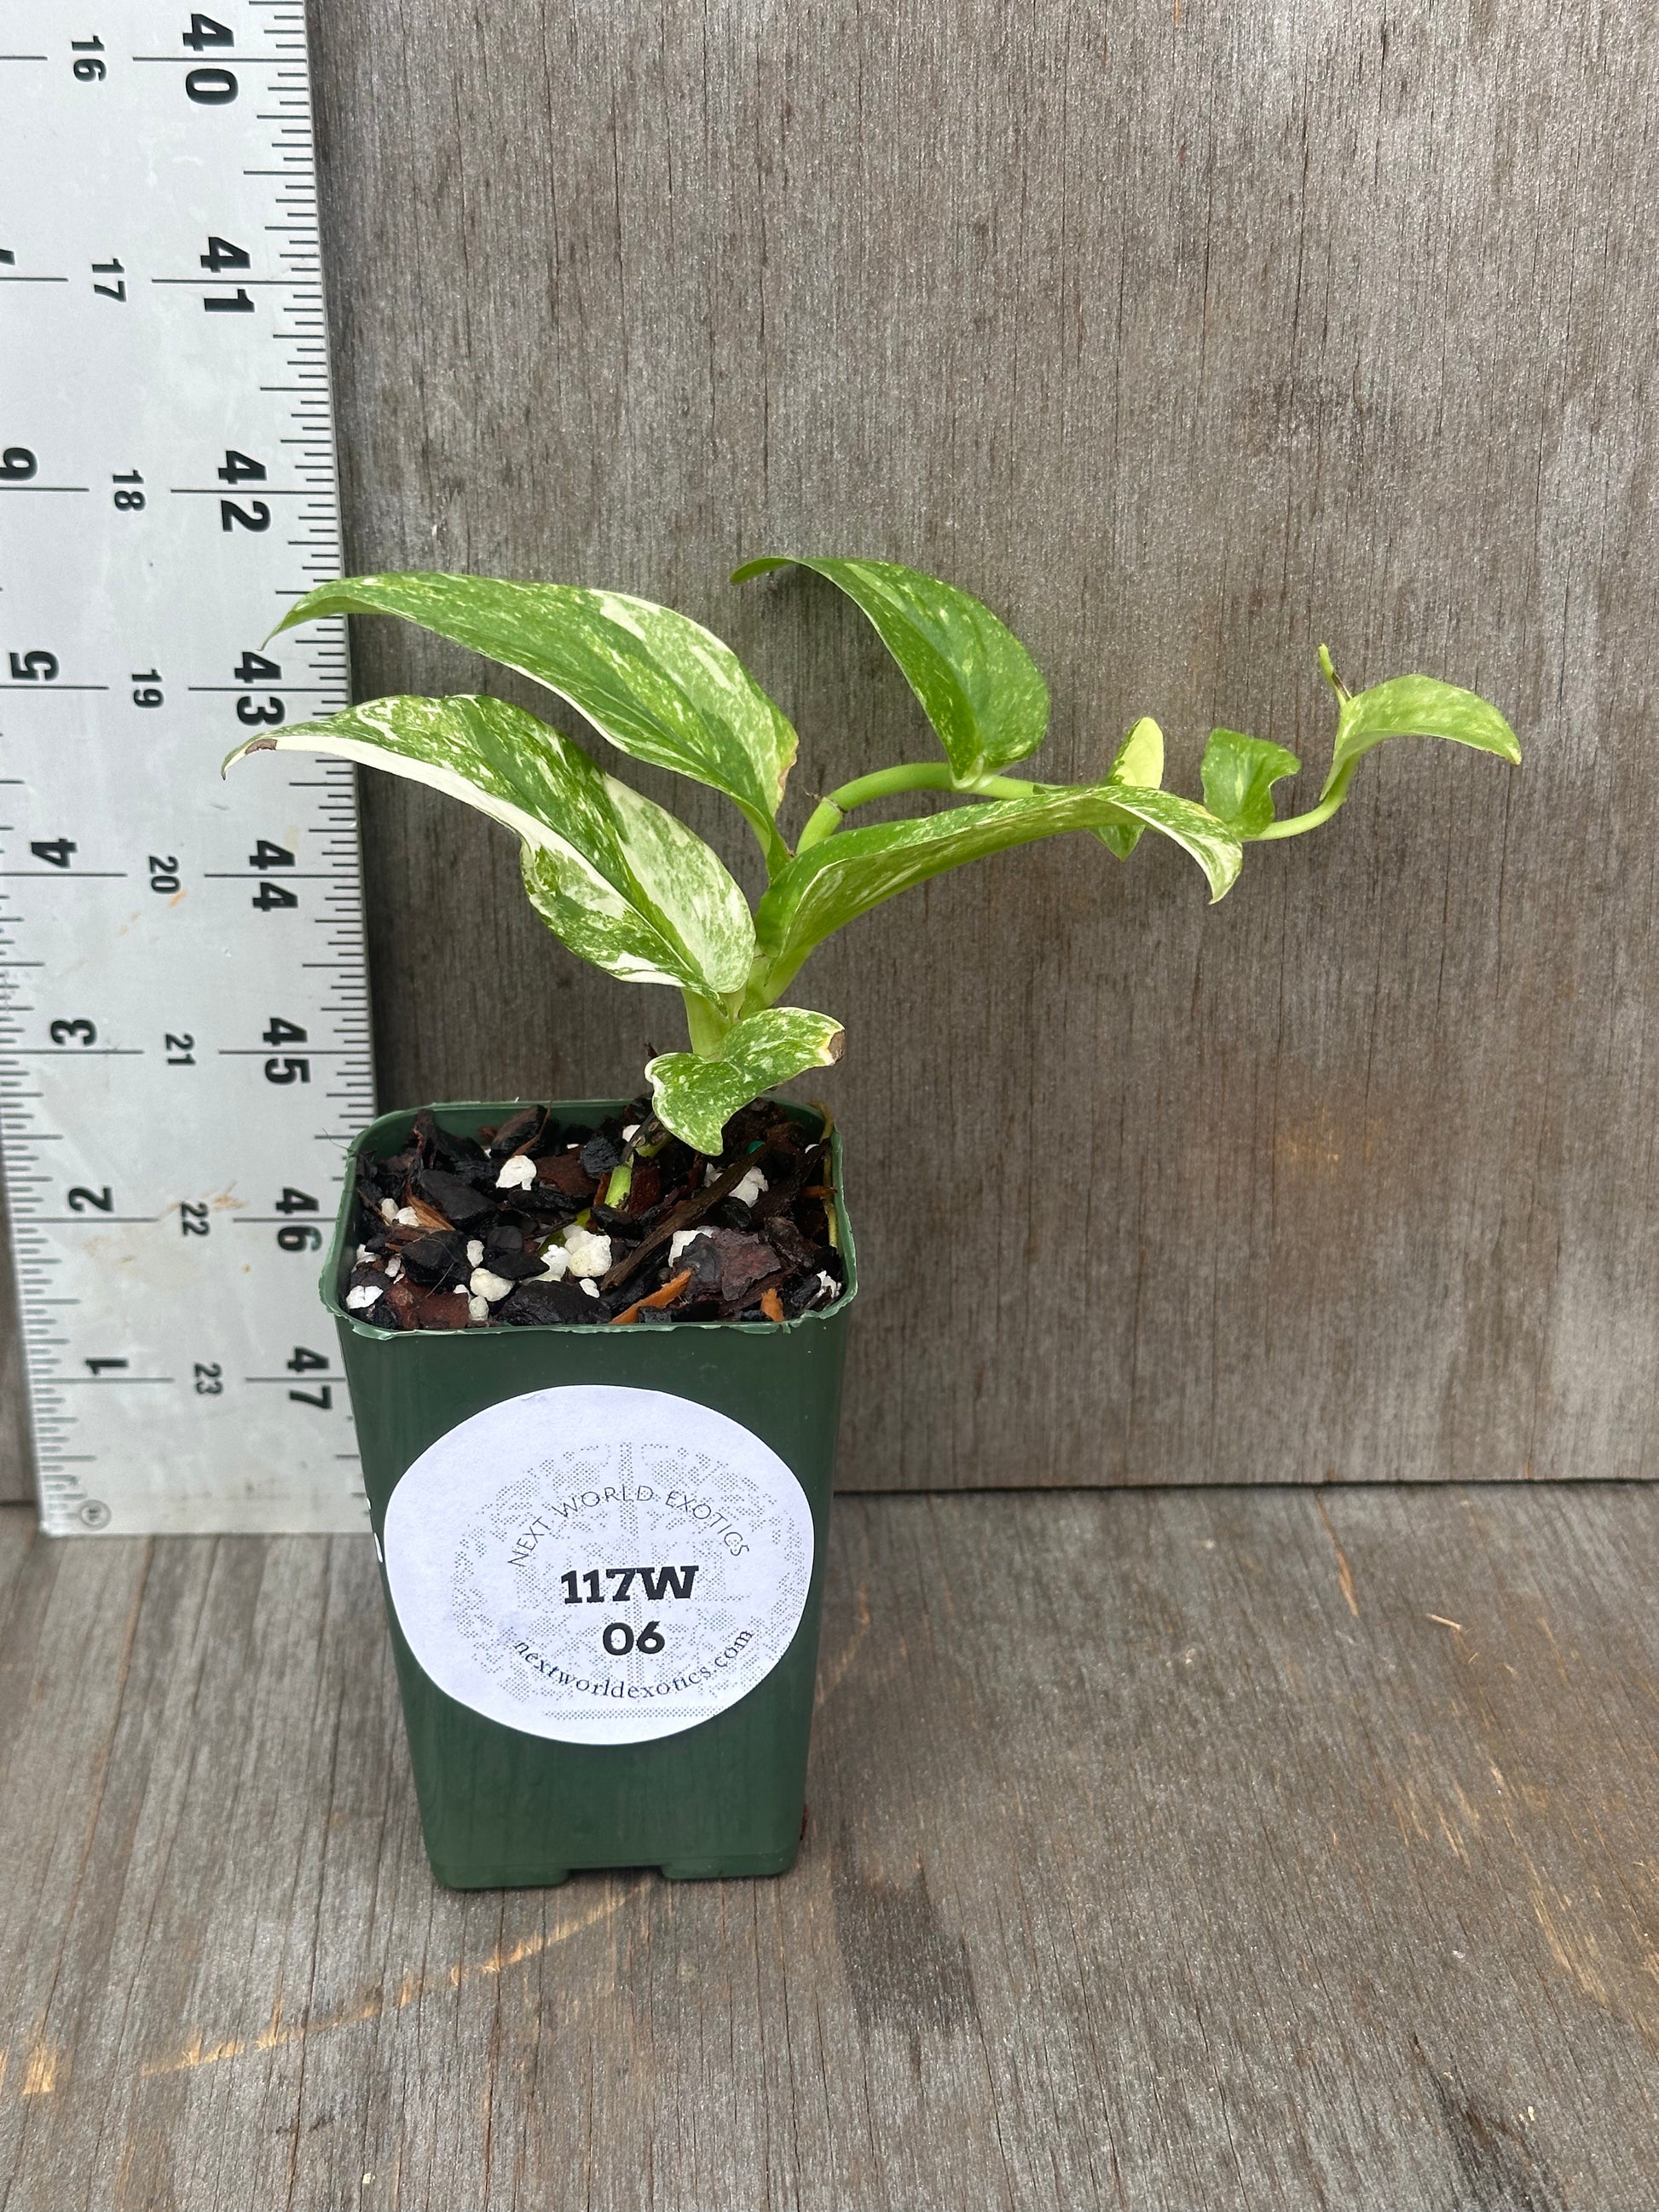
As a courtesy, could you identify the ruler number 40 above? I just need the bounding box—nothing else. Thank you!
[183,14,237,105]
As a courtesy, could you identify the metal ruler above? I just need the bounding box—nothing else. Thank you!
[0,1,373,1533]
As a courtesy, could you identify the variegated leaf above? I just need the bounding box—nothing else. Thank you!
[1321,664,1521,803]
[1200,728,1303,839]
[645,1008,844,1154]
[1095,716,1166,859]
[273,572,799,871]
[224,694,754,997]
[733,554,1049,782]
[752,782,1241,1001]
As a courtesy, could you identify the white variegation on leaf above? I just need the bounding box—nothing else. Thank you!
[1095,716,1166,859]
[645,1008,844,1155]
[733,555,1049,783]
[1321,661,1521,804]
[224,559,1522,1157]
[223,694,754,998]
[271,572,799,873]
[1199,728,1302,839]
[750,782,1242,1003]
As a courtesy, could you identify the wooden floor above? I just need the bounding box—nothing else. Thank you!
[1,1487,1656,2212]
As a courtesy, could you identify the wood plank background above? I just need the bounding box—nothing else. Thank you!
[5,0,1655,1501]
[3,1483,1656,2207]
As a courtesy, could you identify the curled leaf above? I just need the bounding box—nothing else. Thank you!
[1321,665,1521,804]
[645,1008,845,1154]
[1200,728,1303,839]
[224,693,754,997]
[1095,716,1165,858]
[734,554,1049,782]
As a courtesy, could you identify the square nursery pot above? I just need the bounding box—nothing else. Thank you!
[325,1097,857,1890]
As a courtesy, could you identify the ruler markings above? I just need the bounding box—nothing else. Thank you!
[1,1,373,1536]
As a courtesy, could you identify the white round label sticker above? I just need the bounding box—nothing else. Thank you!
[381,1384,816,1745]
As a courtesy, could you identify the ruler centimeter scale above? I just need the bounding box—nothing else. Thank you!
[0,1,373,1533]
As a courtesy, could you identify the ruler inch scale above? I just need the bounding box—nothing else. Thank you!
[1,1,373,1533]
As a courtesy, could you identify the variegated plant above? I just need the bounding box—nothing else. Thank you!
[224,559,1520,1153]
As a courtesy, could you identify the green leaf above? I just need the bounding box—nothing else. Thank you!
[1095,716,1165,859]
[1321,661,1521,805]
[272,572,798,872]
[753,783,1241,1001]
[733,555,1049,783]
[1199,728,1303,839]
[224,695,754,998]
[645,1008,845,1155]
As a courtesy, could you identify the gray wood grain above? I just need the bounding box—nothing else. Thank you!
[295,0,1659,1489]
[1,1485,1656,2208]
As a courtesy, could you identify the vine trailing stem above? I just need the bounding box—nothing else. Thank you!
[796,760,1041,852]
[1251,786,1350,840]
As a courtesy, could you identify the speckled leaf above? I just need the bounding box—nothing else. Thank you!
[1322,663,1521,804]
[273,572,798,872]
[1095,716,1165,859]
[733,555,1049,782]
[645,1008,845,1154]
[1200,728,1303,838]
[753,783,1241,1000]
[224,694,754,996]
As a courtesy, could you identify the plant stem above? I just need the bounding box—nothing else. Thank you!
[1251,790,1346,840]
[680,990,734,1058]
[796,762,1040,852]
[1253,757,1359,840]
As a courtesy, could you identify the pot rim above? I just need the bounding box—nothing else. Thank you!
[322,1094,859,1341]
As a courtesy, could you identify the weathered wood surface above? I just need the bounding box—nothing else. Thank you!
[2,1484,1655,2209]
[291,0,1656,1489]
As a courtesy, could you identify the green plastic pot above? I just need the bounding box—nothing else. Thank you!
[324,1098,856,1890]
